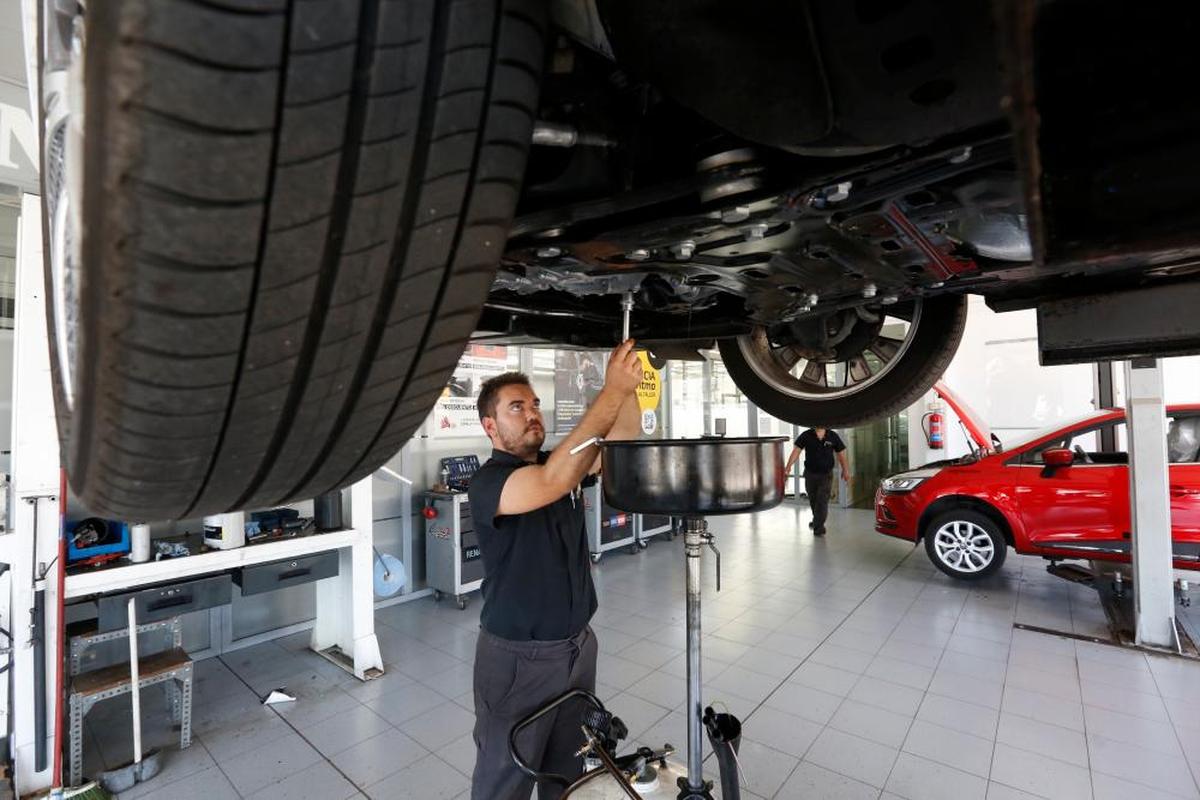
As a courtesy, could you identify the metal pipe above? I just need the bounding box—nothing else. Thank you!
[684,516,706,789]
[33,587,45,773]
[621,292,634,341]
[531,121,615,149]
[484,302,613,326]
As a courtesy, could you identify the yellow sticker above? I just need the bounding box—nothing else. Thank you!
[635,352,661,412]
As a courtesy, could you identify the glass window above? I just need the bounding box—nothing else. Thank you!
[710,360,748,437]
[668,361,706,438]
[0,202,17,329]
[1022,421,1126,464]
[528,351,556,428]
[1168,414,1200,463]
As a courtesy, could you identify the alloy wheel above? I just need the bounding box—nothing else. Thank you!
[932,520,995,573]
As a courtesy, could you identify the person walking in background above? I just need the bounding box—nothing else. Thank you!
[784,428,850,537]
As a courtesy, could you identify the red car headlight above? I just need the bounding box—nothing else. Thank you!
[881,476,926,493]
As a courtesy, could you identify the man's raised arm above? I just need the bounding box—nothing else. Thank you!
[497,340,642,516]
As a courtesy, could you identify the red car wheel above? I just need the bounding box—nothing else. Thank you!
[924,508,1007,580]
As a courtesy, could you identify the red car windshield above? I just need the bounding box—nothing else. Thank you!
[1003,410,1112,453]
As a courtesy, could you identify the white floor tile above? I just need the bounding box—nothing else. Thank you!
[829,699,914,748]
[989,743,1093,800]
[849,675,926,717]
[928,668,1004,711]
[734,738,801,798]
[1087,733,1200,798]
[867,655,936,691]
[777,761,880,800]
[789,661,861,696]
[996,712,1088,767]
[364,753,468,800]
[806,727,900,788]
[217,731,324,797]
[398,701,476,751]
[1001,685,1085,732]
[329,728,428,788]
[886,751,988,800]
[1082,704,1183,756]
[763,681,846,725]
[1080,679,1169,723]
[903,719,994,778]
[741,705,824,758]
[246,761,359,800]
[916,693,999,740]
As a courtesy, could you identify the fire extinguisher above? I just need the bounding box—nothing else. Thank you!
[923,409,944,449]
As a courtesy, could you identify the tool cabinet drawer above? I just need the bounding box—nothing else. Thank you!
[234,551,340,596]
[98,575,232,632]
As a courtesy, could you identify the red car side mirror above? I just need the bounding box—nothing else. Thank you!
[1043,448,1074,467]
[1041,447,1074,477]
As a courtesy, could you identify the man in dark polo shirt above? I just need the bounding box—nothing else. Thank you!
[785,427,850,537]
[468,340,642,799]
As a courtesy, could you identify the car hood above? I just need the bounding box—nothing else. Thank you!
[933,381,996,453]
[888,466,945,480]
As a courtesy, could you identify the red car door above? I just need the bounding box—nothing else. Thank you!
[1017,421,1132,558]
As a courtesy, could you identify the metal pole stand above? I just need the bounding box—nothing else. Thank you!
[679,517,715,800]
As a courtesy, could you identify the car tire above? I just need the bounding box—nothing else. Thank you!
[923,508,1007,580]
[38,0,546,520]
[717,295,967,427]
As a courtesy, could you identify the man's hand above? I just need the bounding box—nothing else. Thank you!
[841,468,851,484]
[604,340,642,396]
[495,339,643,516]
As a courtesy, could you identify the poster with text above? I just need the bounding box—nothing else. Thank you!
[554,350,606,433]
[432,345,509,436]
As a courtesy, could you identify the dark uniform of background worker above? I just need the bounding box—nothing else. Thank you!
[785,427,850,537]
[468,340,643,799]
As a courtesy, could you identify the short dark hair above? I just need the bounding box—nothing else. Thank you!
[477,372,533,421]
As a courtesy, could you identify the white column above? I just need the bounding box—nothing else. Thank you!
[10,194,64,795]
[1124,358,1178,650]
[311,477,384,678]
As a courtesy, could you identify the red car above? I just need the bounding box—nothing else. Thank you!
[875,386,1200,580]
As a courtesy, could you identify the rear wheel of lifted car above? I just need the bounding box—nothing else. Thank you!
[924,508,1007,580]
[718,294,967,427]
[38,0,546,520]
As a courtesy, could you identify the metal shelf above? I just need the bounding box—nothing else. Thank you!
[64,529,361,599]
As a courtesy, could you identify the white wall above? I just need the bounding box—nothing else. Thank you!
[907,296,1096,467]
[1164,357,1200,405]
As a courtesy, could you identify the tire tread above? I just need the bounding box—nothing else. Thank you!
[64,0,544,519]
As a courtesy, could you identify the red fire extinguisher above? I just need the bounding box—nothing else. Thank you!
[923,410,944,449]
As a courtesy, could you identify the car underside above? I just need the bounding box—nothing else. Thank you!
[481,0,1200,425]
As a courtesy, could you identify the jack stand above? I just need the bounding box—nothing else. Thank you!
[678,517,722,800]
[675,781,715,800]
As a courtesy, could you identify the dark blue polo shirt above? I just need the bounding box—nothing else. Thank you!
[468,449,597,641]
[795,429,846,474]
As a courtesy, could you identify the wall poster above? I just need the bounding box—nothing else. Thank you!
[432,345,509,436]
[554,350,606,433]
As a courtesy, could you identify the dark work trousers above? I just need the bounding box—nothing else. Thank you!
[805,472,833,534]
[471,625,598,800]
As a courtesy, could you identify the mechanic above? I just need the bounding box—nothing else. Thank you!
[785,427,850,537]
[468,340,643,800]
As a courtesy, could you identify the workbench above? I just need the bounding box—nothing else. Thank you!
[63,479,383,682]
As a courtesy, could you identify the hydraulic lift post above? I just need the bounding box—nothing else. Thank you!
[1124,358,1179,650]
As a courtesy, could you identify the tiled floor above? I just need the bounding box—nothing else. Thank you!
[85,502,1200,799]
